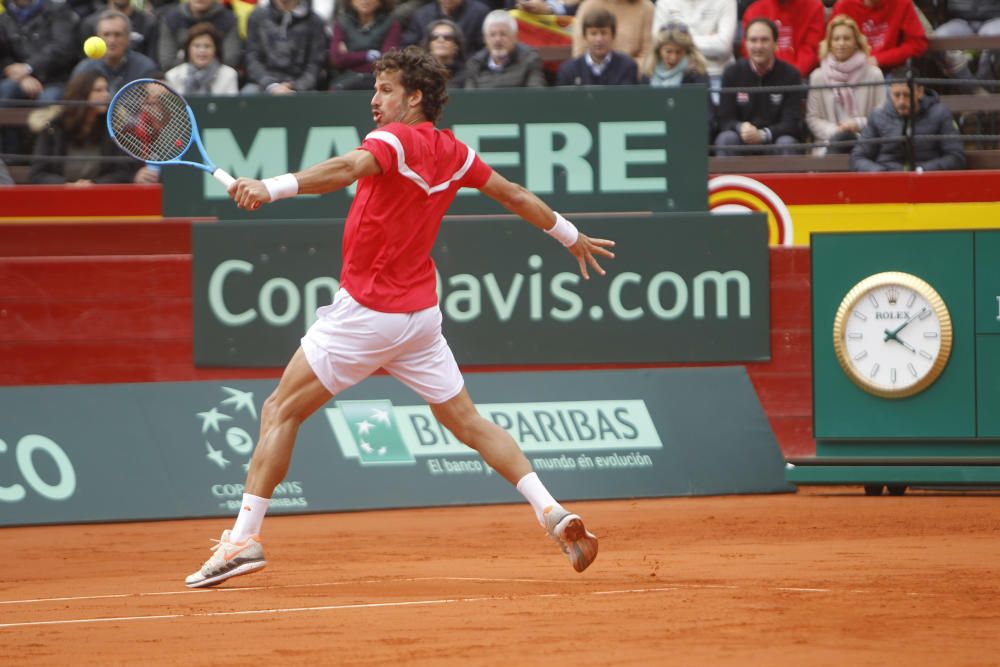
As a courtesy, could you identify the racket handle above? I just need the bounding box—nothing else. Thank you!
[212,168,236,189]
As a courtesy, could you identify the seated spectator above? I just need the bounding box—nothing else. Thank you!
[653,0,736,86]
[934,0,1000,84]
[243,0,328,94]
[573,0,652,68]
[714,17,804,156]
[329,0,401,90]
[28,70,141,184]
[71,11,161,94]
[741,0,825,78]
[0,0,79,155]
[557,8,638,84]
[643,21,710,86]
[157,0,242,72]
[403,0,490,55]
[422,18,468,88]
[465,9,545,87]
[79,0,156,58]
[830,0,928,70]
[807,14,884,154]
[165,22,240,95]
[850,68,965,171]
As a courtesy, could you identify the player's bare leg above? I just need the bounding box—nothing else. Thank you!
[431,387,598,572]
[245,347,333,497]
[186,347,332,588]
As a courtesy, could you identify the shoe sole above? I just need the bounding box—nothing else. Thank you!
[559,517,599,573]
[186,560,266,588]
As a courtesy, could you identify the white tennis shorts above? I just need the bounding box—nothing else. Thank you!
[300,288,464,404]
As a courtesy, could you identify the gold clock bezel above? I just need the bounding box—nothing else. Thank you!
[832,271,953,399]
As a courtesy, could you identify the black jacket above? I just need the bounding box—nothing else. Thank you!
[850,89,966,172]
[245,1,328,91]
[717,57,804,141]
[0,0,79,85]
[29,119,140,184]
[555,51,638,86]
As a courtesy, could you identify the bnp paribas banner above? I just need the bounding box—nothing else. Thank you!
[192,213,769,367]
[0,368,791,527]
[162,86,708,219]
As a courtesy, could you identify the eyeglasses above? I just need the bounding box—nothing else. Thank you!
[430,33,458,42]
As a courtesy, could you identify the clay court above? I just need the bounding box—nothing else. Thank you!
[2,487,997,666]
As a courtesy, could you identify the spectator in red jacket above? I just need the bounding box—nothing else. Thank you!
[829,0,928,70]
[741,0,825,78]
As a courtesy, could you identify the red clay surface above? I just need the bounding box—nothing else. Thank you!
[2,488,999,666]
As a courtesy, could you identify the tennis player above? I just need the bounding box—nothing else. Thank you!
[186,46,615,588]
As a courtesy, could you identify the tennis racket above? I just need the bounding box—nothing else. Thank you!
[106,78,235,188]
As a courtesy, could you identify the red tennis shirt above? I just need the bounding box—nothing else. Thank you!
[339,121,493,313]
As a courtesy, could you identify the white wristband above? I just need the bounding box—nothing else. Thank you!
[545,213,579,247]
[262,173,299,201]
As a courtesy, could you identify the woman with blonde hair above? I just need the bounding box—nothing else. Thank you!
[806,14,885,155]
[643,21,709,87]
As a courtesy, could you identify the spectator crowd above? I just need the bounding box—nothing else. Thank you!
[1,0,994,182]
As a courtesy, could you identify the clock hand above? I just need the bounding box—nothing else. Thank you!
[894,335,917,353]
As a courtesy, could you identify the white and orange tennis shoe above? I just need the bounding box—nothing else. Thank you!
[185,530,266,588]
[543,506,598,573]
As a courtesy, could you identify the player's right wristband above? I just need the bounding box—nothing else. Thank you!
[545,213,579,247]
[263,173,298,202]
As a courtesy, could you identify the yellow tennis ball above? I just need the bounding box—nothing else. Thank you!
[84,36,107,59]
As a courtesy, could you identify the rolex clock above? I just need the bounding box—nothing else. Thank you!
[833,271,953,399]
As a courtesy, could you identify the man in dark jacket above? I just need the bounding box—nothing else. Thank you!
[156,0,243,71]
[403,0,490,55]
[78,0,156,58]
[464,9,544,88]
[243,0,328,94]
[0,0,79,105]
[850,71,966,172]
[70,11,160,94]
[556,8,638,86]
[714,18,804,156]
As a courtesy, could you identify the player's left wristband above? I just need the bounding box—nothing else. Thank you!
[263,173,298,202]
[545,213,579,247]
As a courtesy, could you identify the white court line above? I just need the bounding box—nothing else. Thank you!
[0,576,568,608]
[776,587,833,593]
[0,588,674,630]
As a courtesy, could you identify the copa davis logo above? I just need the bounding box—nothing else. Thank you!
[324,399,664,476]
[196,386,308,511]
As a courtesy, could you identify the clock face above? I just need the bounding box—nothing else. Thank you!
[833,272,953,398]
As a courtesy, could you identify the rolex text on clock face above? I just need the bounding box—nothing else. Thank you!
[841,282,943,394]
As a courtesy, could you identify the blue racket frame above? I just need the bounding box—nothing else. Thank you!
[107,78,235,187]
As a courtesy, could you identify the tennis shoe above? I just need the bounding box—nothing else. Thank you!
[543,506,598,573]
[185,530,266,588]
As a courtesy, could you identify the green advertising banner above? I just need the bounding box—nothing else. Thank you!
[0,368,790,527]
[192,213,770,367]
[162,87,709,219]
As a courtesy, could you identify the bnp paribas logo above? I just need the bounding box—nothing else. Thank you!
[195,387,259,471]
[325,398,664,468]
[335,400,414,465]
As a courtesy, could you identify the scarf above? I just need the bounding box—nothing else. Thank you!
[651,56,689,88]
[6,0,46,24]
[820,51,869,118]
[183,60,221,95]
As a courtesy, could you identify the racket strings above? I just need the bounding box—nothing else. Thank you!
[109,82,193,162]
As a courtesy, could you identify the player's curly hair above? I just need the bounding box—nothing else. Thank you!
[373,46,450,123]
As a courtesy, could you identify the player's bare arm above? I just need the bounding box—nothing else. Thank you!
[479,170,615,280]
[228,149,382,210]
